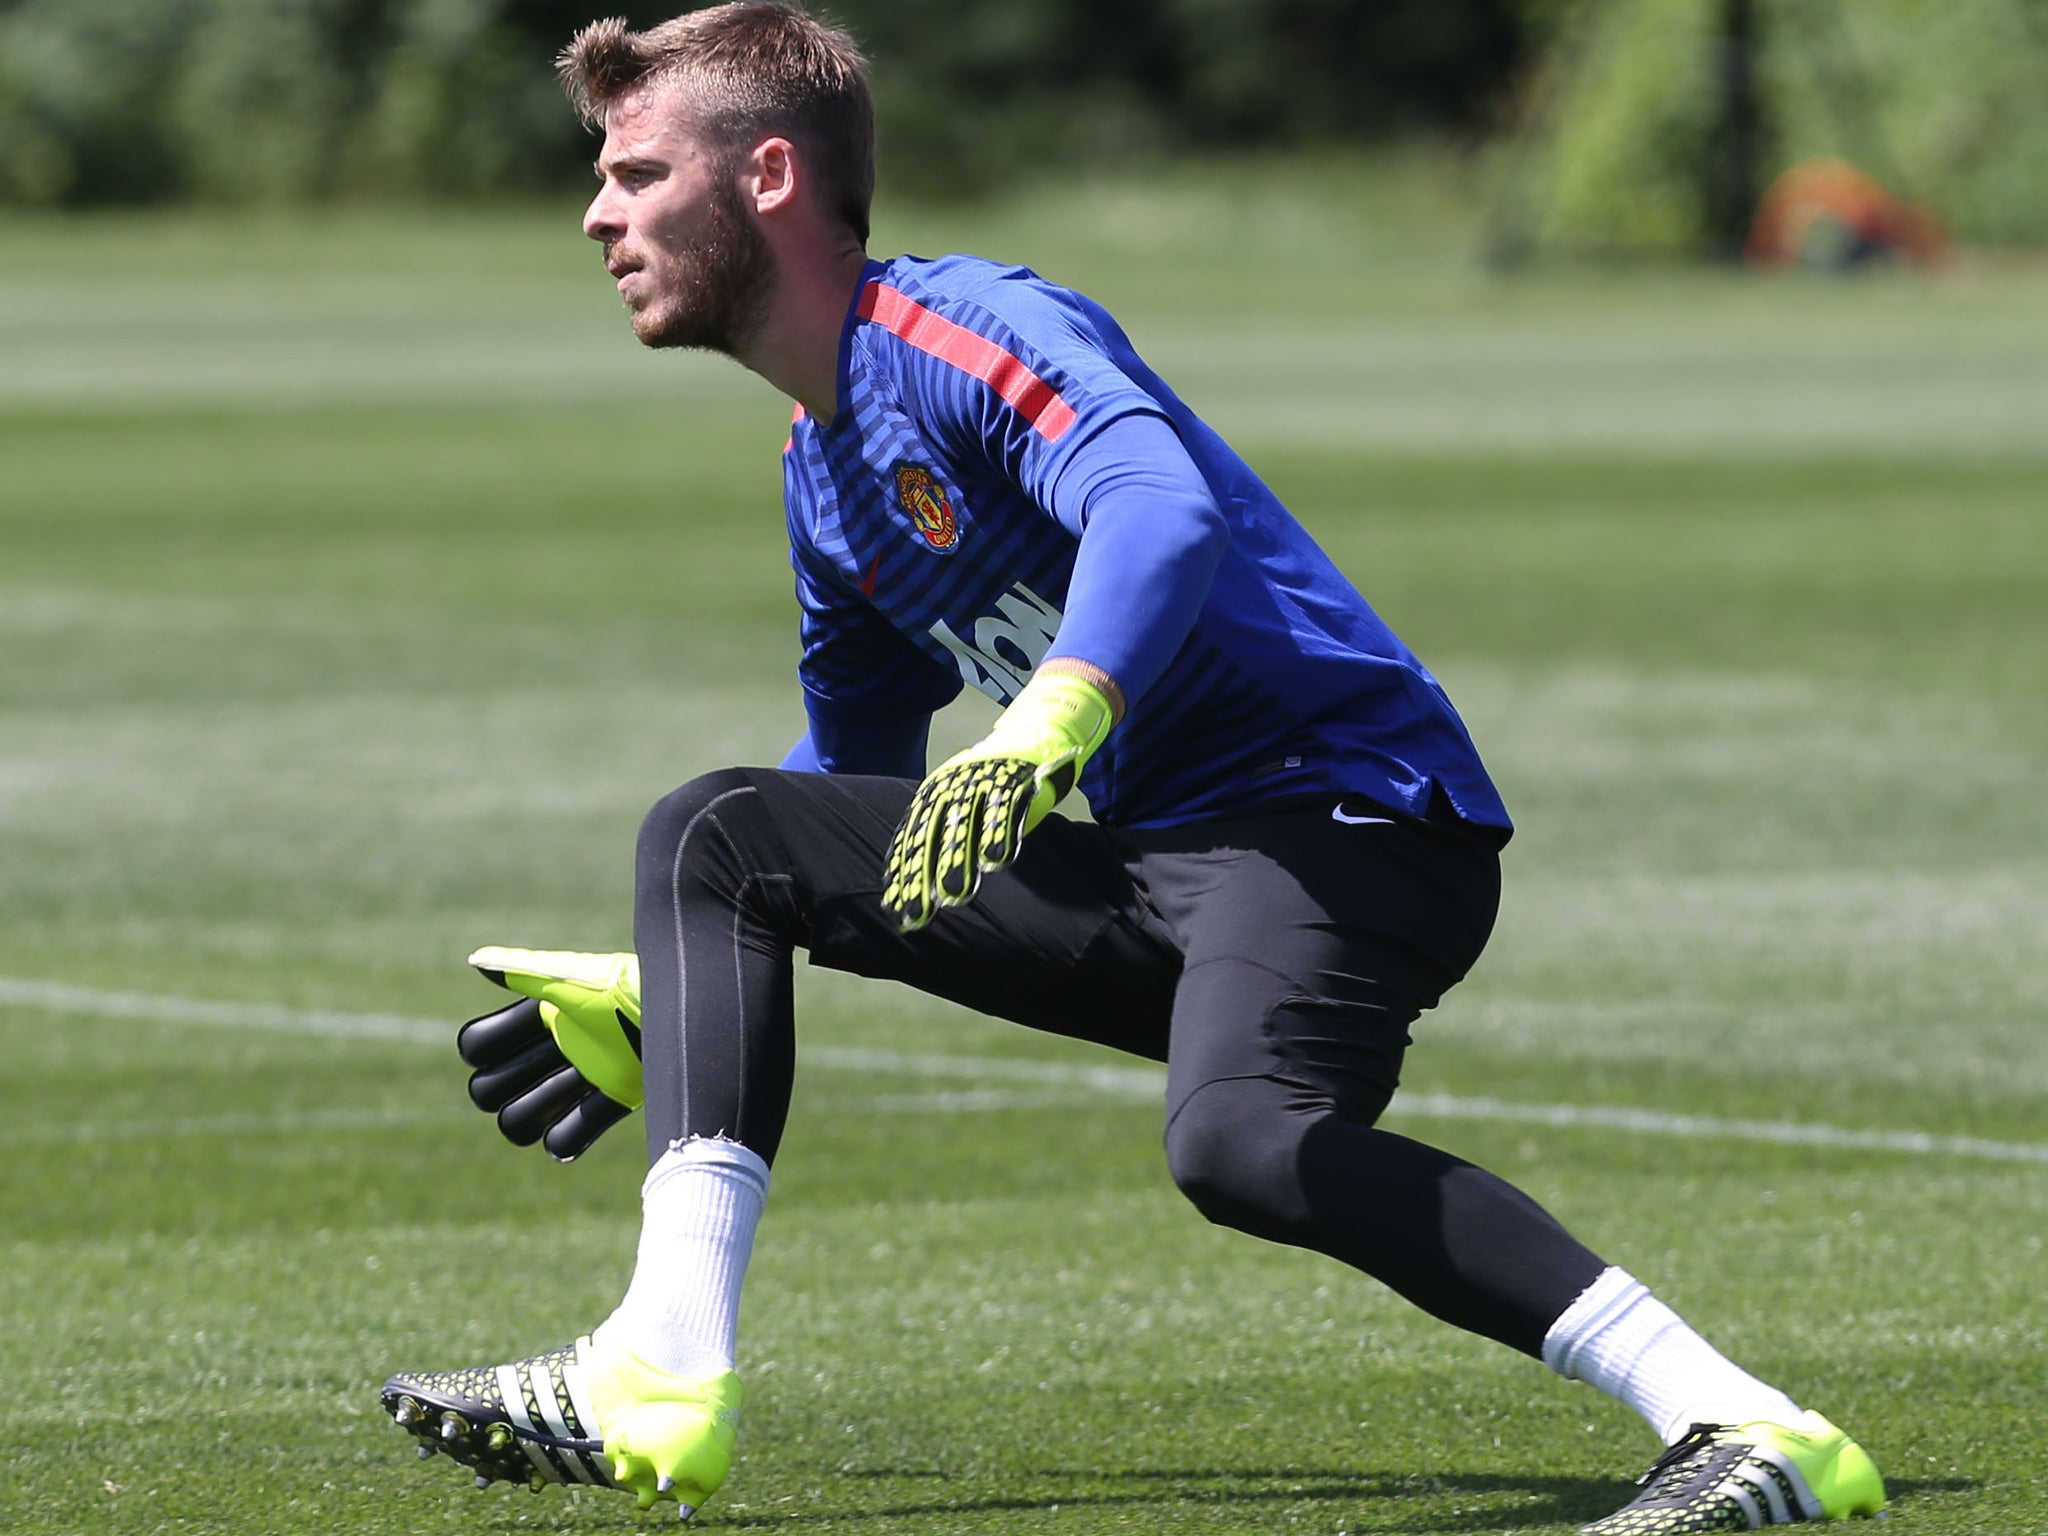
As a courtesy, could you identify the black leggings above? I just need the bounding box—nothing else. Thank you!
[633,766,1606,1359]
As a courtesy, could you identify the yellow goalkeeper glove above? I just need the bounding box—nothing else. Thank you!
[880,669,1115,931]
[457,947,643,1161]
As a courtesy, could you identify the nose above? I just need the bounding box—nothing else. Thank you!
[583,182,624,245]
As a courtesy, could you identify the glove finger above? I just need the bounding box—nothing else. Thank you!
[494,1063,591,1148]
[540,1093,634,1163]
[974,761,1038,872]
[881,783,945,928]
[935,789,985,904]
[931,762,993,903]
[979,789,1031,873]
[878,817,916,912]
[466,1032,571,1115]
[469,947,643,1026]
[456,995,550,1070]
[886,878,933,932]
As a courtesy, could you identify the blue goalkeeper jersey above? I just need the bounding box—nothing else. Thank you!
[782,252,1510,834]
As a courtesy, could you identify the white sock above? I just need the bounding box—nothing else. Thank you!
[593,1136,770,1380]
[1542,1266,1804,1444]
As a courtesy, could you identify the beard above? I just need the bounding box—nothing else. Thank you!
[628,169,776,357]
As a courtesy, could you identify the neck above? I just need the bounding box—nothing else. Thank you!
[737,236,869,426]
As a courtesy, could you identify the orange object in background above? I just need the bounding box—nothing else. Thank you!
[1747,157,1947,267]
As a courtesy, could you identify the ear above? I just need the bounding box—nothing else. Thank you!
[746,136,800,218]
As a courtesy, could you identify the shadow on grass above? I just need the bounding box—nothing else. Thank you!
[448,1469,1981,1533]
[703,1464,1634,1531]
[1879,1475,1979,1504]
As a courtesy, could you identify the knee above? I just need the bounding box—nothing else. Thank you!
[1162,1075,1311,1239]
[636,768,782,907]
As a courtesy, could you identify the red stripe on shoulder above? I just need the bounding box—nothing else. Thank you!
[856,282,1078,443]
[784,400,806,454]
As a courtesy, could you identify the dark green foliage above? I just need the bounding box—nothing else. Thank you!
[0,0,202,203]
[0,0,1525,206]
[0,0,574,202]
[855,0,1529,193]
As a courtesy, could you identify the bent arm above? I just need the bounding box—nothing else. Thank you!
[1042,412,1230,712]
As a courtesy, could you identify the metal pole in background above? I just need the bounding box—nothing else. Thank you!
[1706,0,1767,260]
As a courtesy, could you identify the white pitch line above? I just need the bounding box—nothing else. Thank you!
[0,1094,1117,1150]
[1388,1093,2048,1166]
[6,975,2046,1166]
[0,977,443,1044]
[0,1106,444,1148]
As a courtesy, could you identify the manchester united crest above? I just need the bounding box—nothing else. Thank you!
[894,463,958,551]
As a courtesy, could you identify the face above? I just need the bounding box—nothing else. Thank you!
[582,84,776,356]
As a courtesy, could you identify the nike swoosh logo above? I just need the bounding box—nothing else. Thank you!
[1331,805,1394,826]
[859,555,881,597]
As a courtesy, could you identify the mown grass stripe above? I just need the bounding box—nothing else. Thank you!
[0,1091,1124,1148]
[9,976,2047,1166]
[1391,1093,2048,1166]
[0,1106,441,1147]
[0,977,441,1043]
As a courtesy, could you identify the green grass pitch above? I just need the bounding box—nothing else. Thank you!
[2,163,2044,1533]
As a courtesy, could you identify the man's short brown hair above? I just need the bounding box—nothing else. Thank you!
[560,3,874,243]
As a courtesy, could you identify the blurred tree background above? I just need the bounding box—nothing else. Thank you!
[0,0,1525,204]
[0,0,2043,248]
[1517,0,2048,253]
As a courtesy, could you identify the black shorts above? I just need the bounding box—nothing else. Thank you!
[729,771,1504,1129]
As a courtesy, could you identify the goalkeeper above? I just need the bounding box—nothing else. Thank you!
[381,5,1884,1532]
